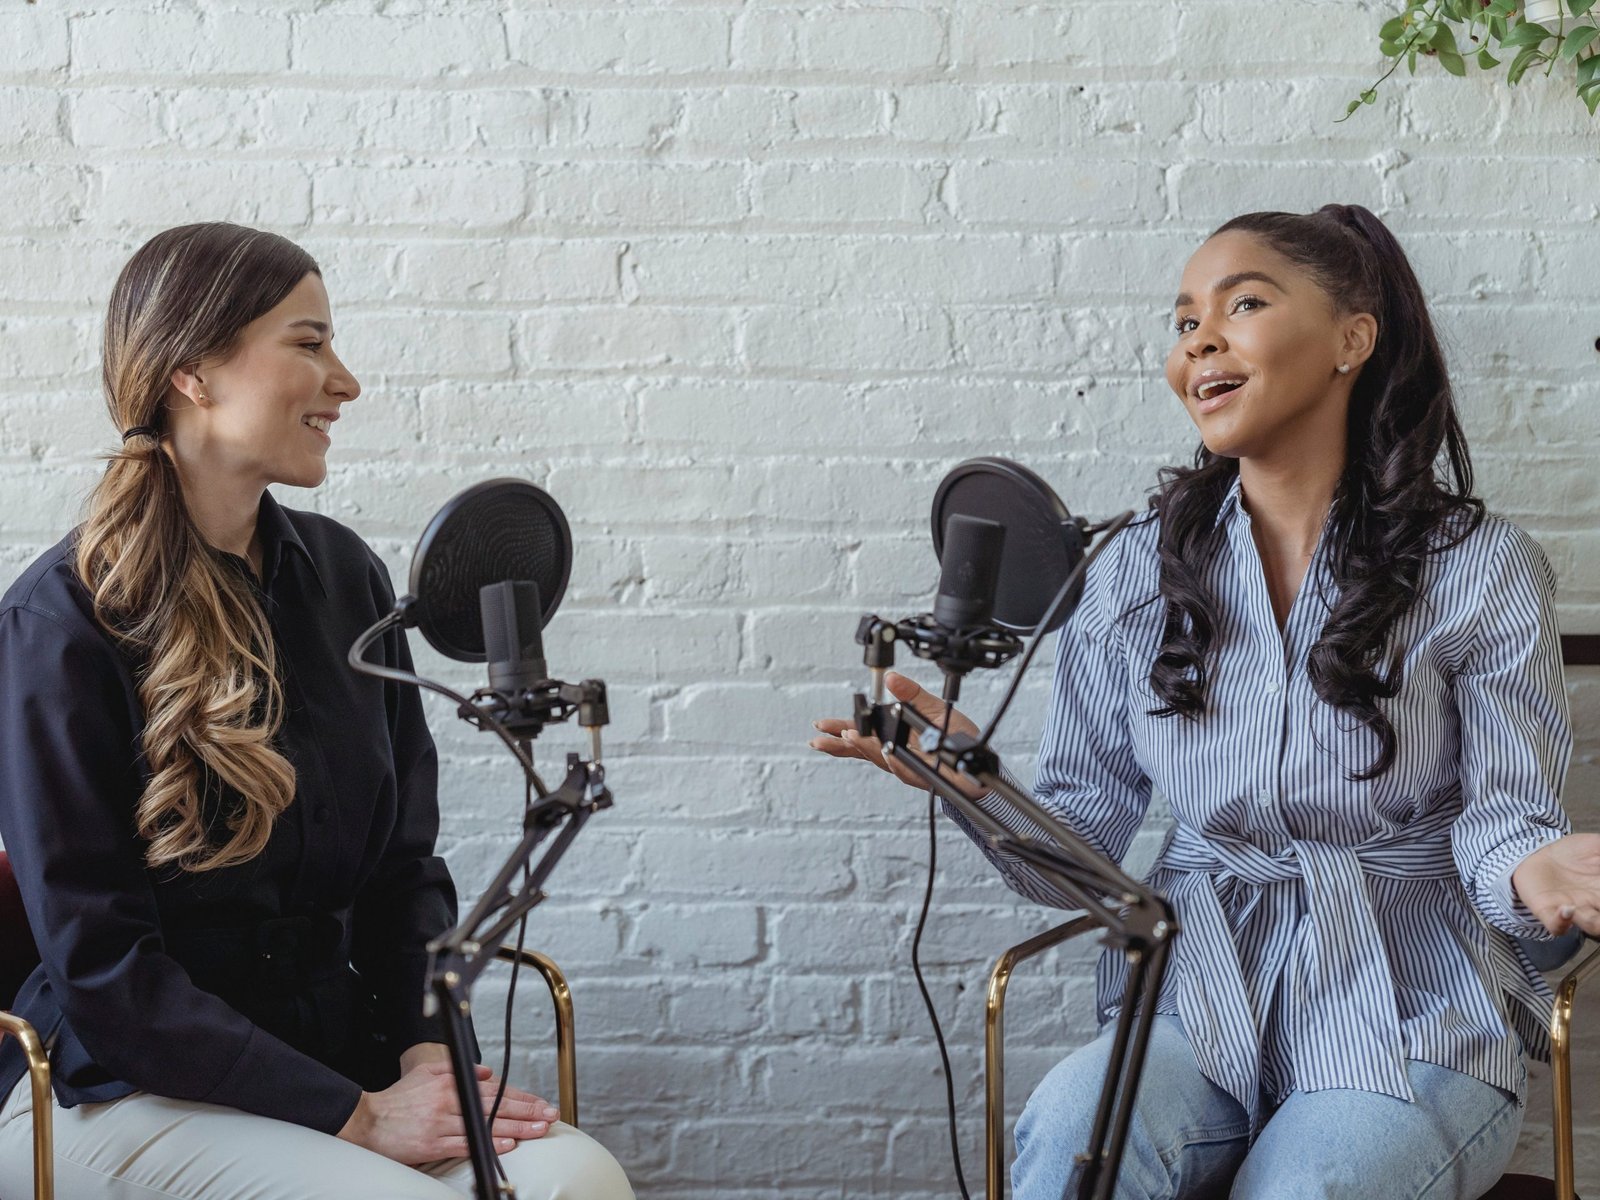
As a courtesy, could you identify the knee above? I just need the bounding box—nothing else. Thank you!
[503,1123,634,1200]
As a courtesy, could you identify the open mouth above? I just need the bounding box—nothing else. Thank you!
[1196,379,1244,402]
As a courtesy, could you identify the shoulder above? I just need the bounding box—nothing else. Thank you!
[1,533,101,634]
[1430,511,1554,598]
[1079,508,1162,639]
[0,533,126,671]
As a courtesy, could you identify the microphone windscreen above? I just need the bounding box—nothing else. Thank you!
[933,513,1005,629]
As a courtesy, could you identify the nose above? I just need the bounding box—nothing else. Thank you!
[1184,319,1225,360]
[326,347,361,404]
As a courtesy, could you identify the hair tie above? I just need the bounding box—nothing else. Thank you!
[121,425,159,443]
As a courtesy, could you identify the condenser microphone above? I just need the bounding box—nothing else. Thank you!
[481,580,547,693]
[932,514,1005,630]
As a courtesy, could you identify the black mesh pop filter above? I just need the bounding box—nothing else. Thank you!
[930,457,1085,634]
[409,479,572,662]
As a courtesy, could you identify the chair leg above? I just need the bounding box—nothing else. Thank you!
[1550,941,1600,1200]
[496,945,578,1129]
[0,1010,52,1200]
[985,915,1099,1200]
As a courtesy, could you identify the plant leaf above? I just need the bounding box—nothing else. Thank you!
[1560,24,1599,58]
[1570,0,1596,15]
[1508,41,1546,82]
[1380,15,1409,39]
[1439,47,1468,74]
[1578,50,1600,84]
[1503,21,1555,47]
[1478,46,1502,67]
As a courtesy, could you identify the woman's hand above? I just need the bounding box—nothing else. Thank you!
[1511,832,1600,938]
[337,1060,560,1164]
[808,671,987,801]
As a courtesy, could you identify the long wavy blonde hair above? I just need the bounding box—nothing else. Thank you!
[76,223,320,873]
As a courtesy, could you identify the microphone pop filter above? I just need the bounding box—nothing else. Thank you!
[409,478,572,663]
[930,457,1085,634]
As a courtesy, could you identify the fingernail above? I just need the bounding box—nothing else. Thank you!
[542,1105,559,1119]
[1560,905,1577,919]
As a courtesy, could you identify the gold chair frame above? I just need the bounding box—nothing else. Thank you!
[0,942,580,1200]
[0,1009,51,1200]
[495,943,581,1128]
[984,922,1598,1200]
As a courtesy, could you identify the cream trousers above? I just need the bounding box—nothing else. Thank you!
[0,1075,635,1200]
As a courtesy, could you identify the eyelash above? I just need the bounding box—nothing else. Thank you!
[301,341,323,353]
[1173,295,1265,334]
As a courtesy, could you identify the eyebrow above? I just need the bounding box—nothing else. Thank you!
[1173,271,1285,311]
[287,319,330,336]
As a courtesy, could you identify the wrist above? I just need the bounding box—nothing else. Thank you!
[336,1092,374,1147]
[398,1041,451,1074]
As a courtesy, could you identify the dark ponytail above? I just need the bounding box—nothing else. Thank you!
[1147,204,1483,780]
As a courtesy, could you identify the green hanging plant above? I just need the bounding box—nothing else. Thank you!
[1345,0,1600,119]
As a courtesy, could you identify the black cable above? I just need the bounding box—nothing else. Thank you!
[910,694,972,1200]
[977,511,1134,748]
[348,611,550,796]
[486,764,535,1186]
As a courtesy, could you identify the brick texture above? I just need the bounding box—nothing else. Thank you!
[1,2,1596,1195]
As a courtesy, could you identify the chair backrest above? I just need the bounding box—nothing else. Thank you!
[0,851,42,1010]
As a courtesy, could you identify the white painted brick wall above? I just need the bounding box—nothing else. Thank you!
[1,2,1596,1194]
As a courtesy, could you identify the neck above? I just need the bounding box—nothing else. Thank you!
[168,451,264,564]
[1236,452,1344,557]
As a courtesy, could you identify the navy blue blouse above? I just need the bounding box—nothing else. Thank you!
[0,492,461,1134]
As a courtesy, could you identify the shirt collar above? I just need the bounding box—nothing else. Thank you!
[1212,472,1244,530]
[251,490,327,598]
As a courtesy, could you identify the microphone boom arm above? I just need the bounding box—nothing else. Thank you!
[854,691,1176,1200]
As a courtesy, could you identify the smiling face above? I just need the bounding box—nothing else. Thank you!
[1164,230,1375,465]
[167,272,360,490]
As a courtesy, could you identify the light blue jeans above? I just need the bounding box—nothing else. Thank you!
[1014,1016,1522,1200]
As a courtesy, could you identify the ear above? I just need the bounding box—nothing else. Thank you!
[1340,312,1378,370]
[169,364,212,407]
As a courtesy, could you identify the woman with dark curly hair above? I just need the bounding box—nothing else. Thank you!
[812,204,1600,1198]
[0,223,633,1200]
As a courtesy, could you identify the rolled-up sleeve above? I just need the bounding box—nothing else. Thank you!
[0,605,363,1132]
[1450,524,1573,939]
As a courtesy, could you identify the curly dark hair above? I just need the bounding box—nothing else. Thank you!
[1146,203,1483,781]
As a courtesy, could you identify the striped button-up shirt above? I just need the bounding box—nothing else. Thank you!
[954,475,1571,1118]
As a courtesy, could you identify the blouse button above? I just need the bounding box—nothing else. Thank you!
[1265,680,1282,694]
[1256,788,1272,808]
[313,805,330,824]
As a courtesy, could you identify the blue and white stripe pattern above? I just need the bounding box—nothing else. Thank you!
[950,474,1572,1120]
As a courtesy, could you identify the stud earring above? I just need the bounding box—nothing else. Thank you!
[1337,364,1350,375]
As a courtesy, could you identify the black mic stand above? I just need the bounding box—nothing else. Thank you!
[349,607,612,1200]
[852,516,1175,1200]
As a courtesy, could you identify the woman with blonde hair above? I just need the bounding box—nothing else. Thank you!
[0,222,634,1200]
